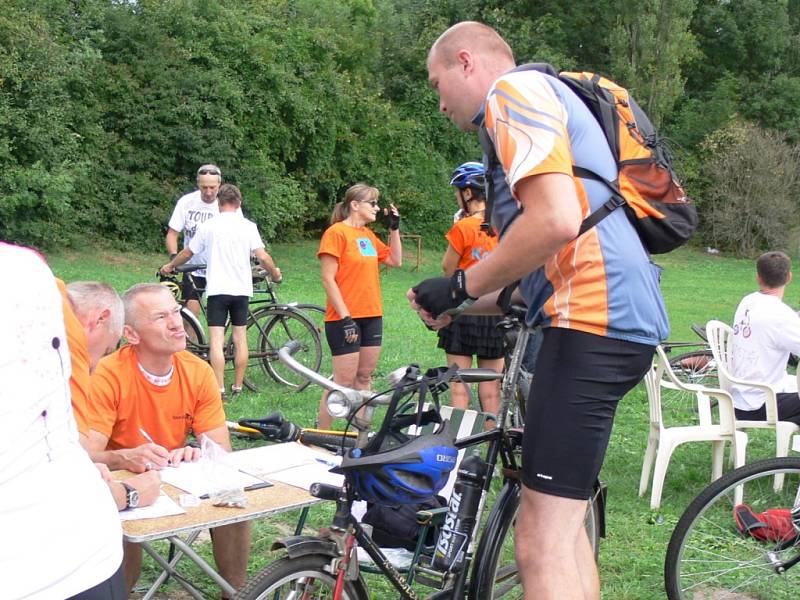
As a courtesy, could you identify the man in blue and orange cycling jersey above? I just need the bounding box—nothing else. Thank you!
[409,22,668,599]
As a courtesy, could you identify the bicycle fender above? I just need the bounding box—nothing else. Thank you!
[271,535,339,559]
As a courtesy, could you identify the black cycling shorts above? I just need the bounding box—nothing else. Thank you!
[181,274,206,302]
[325,316,383,356]
[206,294,249,327]
[521,327,654,500]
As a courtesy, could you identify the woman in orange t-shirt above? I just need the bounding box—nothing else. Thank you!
[438,162,504,415]
[316,183,402,428]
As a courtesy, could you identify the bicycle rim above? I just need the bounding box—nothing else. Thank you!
[665,457,800,599]
[259,309,322,390]
[663,349,717,416]
[181,309,206,357]
[235,554,367,600]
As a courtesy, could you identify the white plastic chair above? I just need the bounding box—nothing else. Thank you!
[639,345,747,509]
[706,319,800,488]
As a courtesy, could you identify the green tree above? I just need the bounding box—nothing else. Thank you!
[607,0,698,127]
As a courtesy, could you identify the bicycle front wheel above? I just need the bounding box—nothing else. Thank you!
[254,308,322,390]
[470,480,602,599]
[235,554,368,600]
[665,457,800,599]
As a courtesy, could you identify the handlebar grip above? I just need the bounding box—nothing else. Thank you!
[310,482,342,501]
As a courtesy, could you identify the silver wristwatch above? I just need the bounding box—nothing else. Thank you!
[121,482,139,509]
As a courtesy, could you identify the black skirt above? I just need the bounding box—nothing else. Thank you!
[437,314,505,359]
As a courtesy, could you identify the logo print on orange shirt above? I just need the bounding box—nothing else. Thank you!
[357,238,377,257]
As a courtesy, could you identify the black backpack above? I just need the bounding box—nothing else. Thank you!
[479,63,697,254]
[362,495,448,550]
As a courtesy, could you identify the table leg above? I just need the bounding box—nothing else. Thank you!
[170,535,238,598]
[140,530,207,600]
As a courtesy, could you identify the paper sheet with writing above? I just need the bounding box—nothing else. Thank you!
[227,442,344,491]
[119,492,185,521]
[159,458,265,497]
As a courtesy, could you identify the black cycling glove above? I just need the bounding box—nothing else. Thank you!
[341,316,358,342]
[412,269,477,319]
[384,208,400,231]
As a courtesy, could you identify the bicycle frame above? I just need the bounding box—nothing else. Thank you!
[272,333,528,600]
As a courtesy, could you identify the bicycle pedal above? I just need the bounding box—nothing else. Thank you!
[412,558,450,590]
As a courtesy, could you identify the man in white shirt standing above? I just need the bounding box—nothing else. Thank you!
[731,250,800,425]
[162,184,281,396]
[165,164,225,316]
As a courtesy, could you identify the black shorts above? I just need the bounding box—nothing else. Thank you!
[522,328,654,500]
[181,274,206,302]
[67,563,126,599]
[735,392,800,426]
[325,316,383,356]
[207,294,249,327]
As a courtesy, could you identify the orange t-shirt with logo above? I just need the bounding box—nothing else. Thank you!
[445,214,497,271]
[317,222,390,321]
[56,278,91,436]
[89,345,225,450]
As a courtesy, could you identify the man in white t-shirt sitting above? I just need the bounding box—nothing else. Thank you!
[731,250,800,425]
[162,184,281,396]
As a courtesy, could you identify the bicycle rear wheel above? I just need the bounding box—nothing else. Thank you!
[254,308,322,390]
[665,457,800,599]
[235,553,368,600]
[181,308,207,358]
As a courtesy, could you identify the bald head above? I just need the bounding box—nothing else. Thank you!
[428,21,514,71]
[426,22,516,131]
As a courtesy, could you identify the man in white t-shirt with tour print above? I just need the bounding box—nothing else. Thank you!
[731,250,800,425]
[162,184,281,397]
[166,164,238,316]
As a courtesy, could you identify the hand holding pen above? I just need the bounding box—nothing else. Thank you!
[133,428,171,472]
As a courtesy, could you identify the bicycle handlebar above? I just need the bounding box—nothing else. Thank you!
[176,263,207,274]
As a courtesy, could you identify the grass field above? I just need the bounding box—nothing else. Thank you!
[47,242,792,599]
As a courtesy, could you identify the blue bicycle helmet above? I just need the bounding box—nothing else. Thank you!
[337,419,457,505]
[450,161,486,190]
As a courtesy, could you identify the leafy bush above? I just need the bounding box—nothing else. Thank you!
[700,121,800,255]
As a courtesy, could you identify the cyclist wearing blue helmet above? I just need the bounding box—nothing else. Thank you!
[437,161,503,415]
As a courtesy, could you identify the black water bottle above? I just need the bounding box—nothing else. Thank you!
[431,454,487,572]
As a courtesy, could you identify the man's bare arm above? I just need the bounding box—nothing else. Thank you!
[166,227,181,255]
[462,173,581,298]
[87,429,170,472]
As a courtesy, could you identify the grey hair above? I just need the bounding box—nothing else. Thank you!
[66,281,124,337]
[122,283,172,327]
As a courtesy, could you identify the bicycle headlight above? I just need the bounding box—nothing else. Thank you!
[326,390,351,418]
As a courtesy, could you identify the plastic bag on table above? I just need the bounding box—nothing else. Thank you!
[201,435,247,508]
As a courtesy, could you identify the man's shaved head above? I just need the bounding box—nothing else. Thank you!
[428,21,514,70]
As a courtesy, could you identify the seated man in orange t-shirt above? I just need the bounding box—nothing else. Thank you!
[57,279,160,510]
[87,283,250,594]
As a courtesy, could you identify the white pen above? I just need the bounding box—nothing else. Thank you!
[139,428,155,444]
[140,428,173,466]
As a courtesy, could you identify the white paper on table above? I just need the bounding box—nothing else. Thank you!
[159,458,264,496]
[120,492,186,521]
[227,442,341,475]
[226,442,344,491]
[268,462,344,491]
